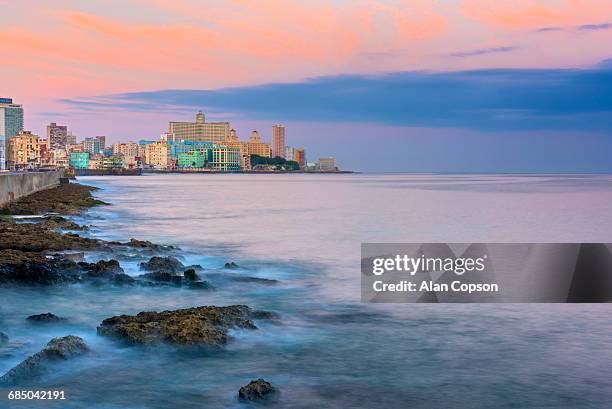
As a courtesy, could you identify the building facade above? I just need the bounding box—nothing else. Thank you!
[82,137,101,155]
[46,122,68,150]
[225,130,271,158]
[211,145,241,171]
[178,150,207,168]
[294,148,306,170]
[0,98,24,170]
[145,141,170,169]
[8,131,41,169]
[316,157,337,171]
[70,152,89,169]
[272,124,285,158]
[168,111,230,144]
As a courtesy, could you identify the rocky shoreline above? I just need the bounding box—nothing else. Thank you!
[0,182,278,400]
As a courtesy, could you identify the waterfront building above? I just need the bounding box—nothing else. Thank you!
[96,135,106,150]
[66,131,77,146]
[88,156,102,170]
[0,98,24,170]
[294,148,306,170]
[241,153,251,171]
[8,131,41,169]
[82,137,101,155]
[316,157,337,172]
[102,155,124,169]
[170,140,213,157]
[272,124,285,158]
[225,130,271,158]
[177,150,207,168]
[284,146,295,161]
[46,122,68,150]
[211,145,241,171]
[70,152,89,169]
[168,111,230,144]
[145,141,170,169]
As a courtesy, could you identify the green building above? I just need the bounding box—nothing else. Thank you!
[70,152,89,169]
[102,155,124,169]
[178,150,207,168]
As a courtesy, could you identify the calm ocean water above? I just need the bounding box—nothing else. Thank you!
[3,173,612,408]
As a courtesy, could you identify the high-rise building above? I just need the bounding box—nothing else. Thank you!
[82,137,101,155]
[46,122,68,150]
[8,131,41,169]
[95,135,106,150]
[66,131,77,146]
[272,124,285,158]
[294,148,306,170]
[0,98,24,170]
[168,111,230,144]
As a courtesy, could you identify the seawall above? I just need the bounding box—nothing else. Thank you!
[0,170,64,205]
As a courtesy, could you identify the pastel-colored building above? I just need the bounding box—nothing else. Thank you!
[70,152,89,169]
[316,157,337,172]
[7,131,42,169]
[225,130,271,158]
[211,145,241,171]
[46,122,68,150]
[178,150,207,168]
[168,111,230,144]
[145,141,170,169]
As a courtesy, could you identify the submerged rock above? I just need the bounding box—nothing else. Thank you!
[0,335,89,385]
[187,281,214,290]
[26,313,66,323]
[0,331,8,345]
[238,379,276,401]
[139,256,185,274]
[0,250,81,285]
[97,305,273,346]
[183,268,199,281]
[37,215,87,231]
[80,259,124,278]
[124,238,176,251]
[224,262,239,269]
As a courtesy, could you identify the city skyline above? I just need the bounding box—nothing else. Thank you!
[3,1,612,172]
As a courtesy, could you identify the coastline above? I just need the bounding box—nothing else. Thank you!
[0,181,277,398]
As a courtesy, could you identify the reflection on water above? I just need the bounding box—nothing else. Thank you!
[2,174,612,408]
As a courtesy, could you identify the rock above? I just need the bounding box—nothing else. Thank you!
[80,259,124,278]
[139,256,184,274]
[224,262,239,269]
[232,276,279,285]
[124,238,175,251]
[0,219,100,252]
[0,335,89,385]
[183,268,199,281]
[139,271,181,284]
[0,183,106,216]
[0,331,8,345]
[187,281,213,290]
[112,273,136,285]
[97,305,273,346]
[0,251,81,285]
[238,379,276,401]
[26,313,66,323]
[37,215,87,231]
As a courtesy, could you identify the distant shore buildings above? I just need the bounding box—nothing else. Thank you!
[0,99,341,173]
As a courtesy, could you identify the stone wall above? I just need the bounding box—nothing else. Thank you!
[0,171,64,206]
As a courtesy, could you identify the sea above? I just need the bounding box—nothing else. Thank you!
[2,173,612,408]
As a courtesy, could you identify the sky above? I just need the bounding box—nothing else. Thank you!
[2,0,612,172]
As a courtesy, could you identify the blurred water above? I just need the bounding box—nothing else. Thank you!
[2,173,612,408]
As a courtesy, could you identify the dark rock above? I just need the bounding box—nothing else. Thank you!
[0,335,89,385]
[97,305,273,346]
[0,251,81,285]
[0,183,106,216]
[139,256,184,274]
[224,262,239,269]
[0,331,8,345]
[238,379,276,401]
[232,276,279,285]
[80,259,124,279]
[0,220,100,252]
[187,281,213,290]
[140,271,176,283]
[112,273,136,285]
[183,268,199,281]
[26,313,66,323]
[124,238,175,251]
[37,215,87,231]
